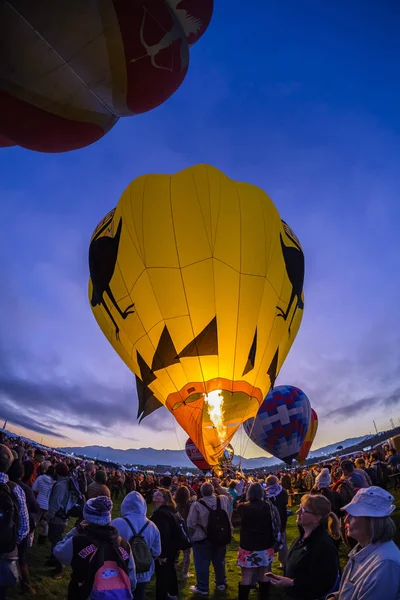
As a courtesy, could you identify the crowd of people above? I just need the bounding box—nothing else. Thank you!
[0,430,399,600]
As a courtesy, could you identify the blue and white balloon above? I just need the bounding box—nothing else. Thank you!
[243,385,311,465]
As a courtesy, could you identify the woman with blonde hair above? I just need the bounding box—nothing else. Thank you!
[266,494,340,599]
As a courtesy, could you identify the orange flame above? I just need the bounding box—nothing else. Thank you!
[204,389,227,444]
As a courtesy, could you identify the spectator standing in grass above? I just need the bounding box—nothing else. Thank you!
[327,487,400,600]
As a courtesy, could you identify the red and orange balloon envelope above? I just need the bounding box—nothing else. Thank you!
[185,437,234,473]
[296,409,318,465]
[185,438,211,473]
[0,0,213,152]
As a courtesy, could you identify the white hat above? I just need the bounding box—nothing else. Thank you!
[315,468,331,489]
[342,486,395,517]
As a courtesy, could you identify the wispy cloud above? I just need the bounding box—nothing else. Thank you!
[0,220,174,442]
[325,387,400,420]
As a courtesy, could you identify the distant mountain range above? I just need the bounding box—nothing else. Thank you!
[60,434,370,469]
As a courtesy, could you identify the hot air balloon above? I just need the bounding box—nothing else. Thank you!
[185,437,233,473]
[88,164,305,465]
[296,408,318,465]
[185,437,210,473]
[0,0,213,152]
[243,386,311,465]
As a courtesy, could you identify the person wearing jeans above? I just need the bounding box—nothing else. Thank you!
[187,482,231,595]
[192,539,226,594]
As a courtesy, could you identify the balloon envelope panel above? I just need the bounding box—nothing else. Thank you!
[0,0,213,152]
[185,437,210,472]
[297,408,318,465]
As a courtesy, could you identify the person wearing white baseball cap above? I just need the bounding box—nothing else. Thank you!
[327,486,400,600]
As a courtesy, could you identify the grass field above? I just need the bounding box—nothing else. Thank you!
[9,490,400,600]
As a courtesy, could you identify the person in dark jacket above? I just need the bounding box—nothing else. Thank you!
[175,485,194,579]
[8,459,40,594]
[54,495,136,599]
[311,468,343,519]
[151,488,180,600]
[22,449,45,487]
[266,494,340,600]
[266,475,289,568]
[237,482,276,600]
[45,462,71,578]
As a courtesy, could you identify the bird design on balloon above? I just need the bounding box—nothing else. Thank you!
[89,215,135,340]
[276,221,305,335]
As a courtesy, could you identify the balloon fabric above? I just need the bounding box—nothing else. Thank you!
[185,437,210,472]
[296,408,318,465]
[0,0,213,152]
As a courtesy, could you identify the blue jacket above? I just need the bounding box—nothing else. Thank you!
[112,491,161,583]
[331,540,400,600]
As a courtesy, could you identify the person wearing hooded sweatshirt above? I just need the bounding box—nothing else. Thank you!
[112,491,161,600]
[54,496,136,600]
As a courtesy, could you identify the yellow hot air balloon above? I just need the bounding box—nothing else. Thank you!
[88,164,305,465]
[297,408,318,465]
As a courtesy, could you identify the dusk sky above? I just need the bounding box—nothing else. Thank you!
[1,1,400,458]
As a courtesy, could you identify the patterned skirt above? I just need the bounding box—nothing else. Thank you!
[237,547,275,568]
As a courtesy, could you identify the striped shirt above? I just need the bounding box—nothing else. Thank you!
[32,474,55,510]
[0,472,30,544]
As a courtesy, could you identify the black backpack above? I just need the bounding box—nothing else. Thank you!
[172,513,192,551]
[123,518,153,574]
[0,481,20,554]
[266,500,282,552]
[199,496,232,546]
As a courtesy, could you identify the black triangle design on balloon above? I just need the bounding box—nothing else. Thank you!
[135,376,152,417]
[136,351,156,386]
[135,376,162,421]
[139,396,163,422]
[267,347,279,388]
[242,328,257,376]
[152,326,180,372]
[177,316,218,359]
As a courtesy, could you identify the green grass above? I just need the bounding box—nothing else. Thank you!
[10,491,400,599]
